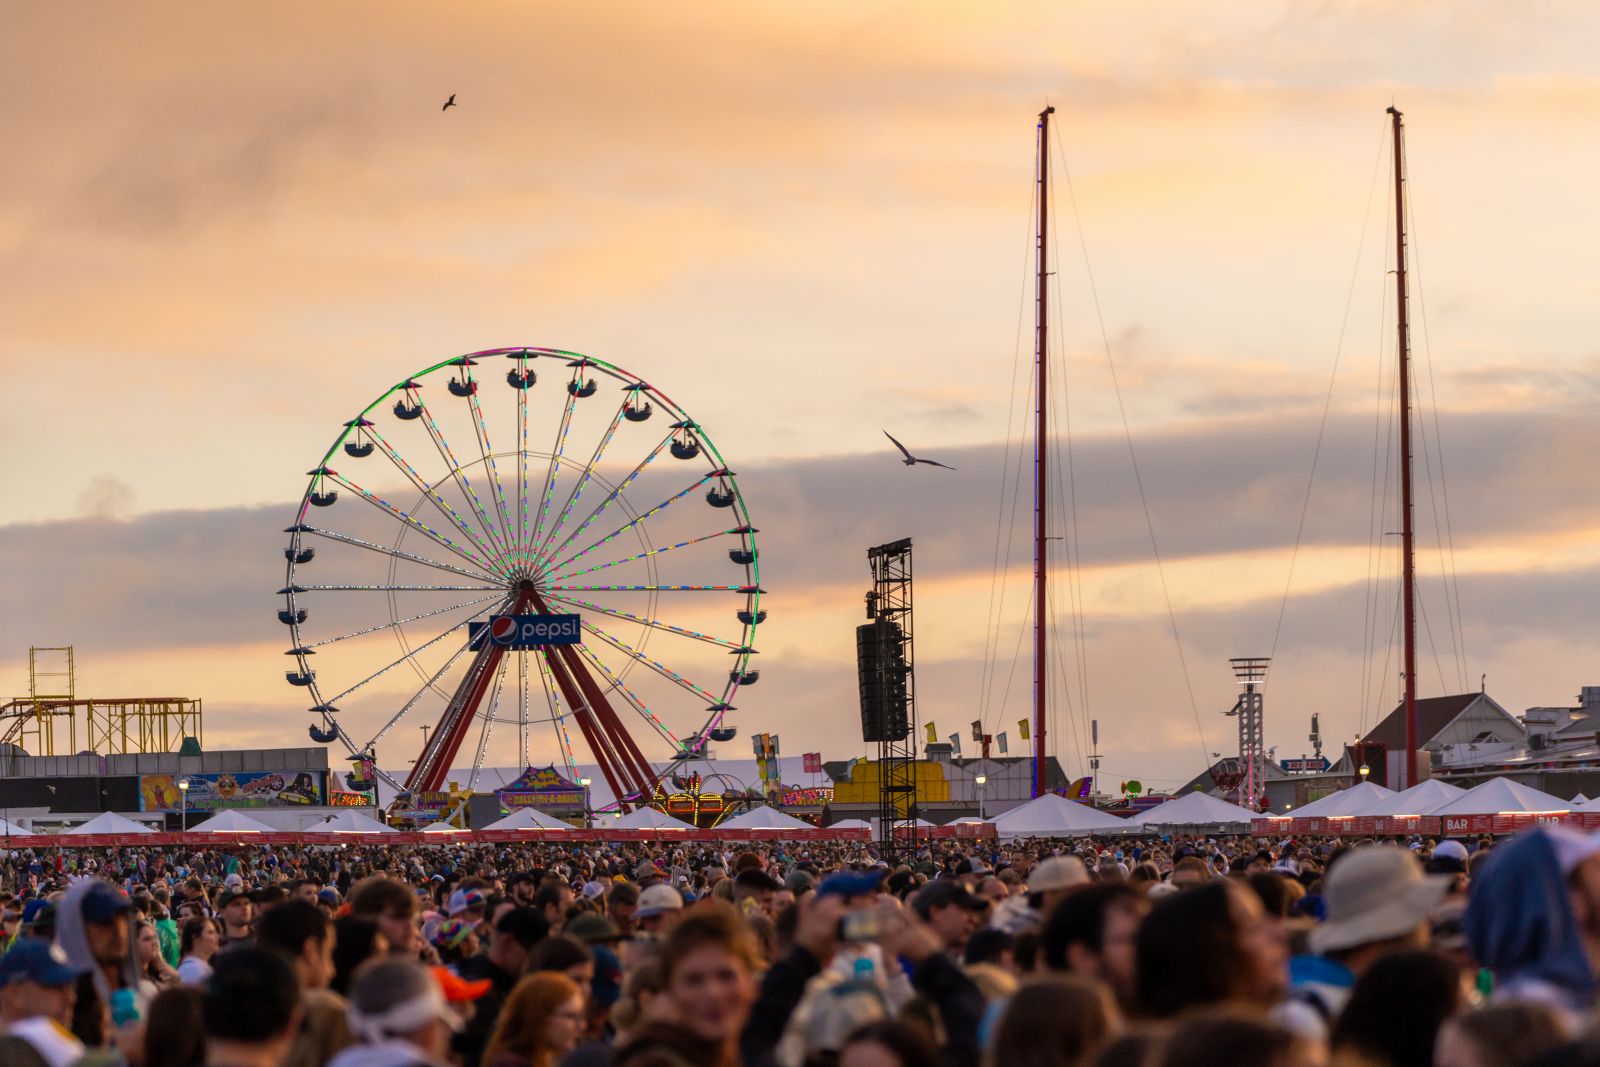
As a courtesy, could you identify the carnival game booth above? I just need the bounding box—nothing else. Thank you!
[1126,792,1258,835]
[991,793,1128,840]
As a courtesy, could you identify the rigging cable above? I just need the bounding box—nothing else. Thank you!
[1051,119,1212,767]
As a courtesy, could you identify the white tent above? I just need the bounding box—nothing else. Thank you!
[1128,792,1259,829]
[190,810,276,833]
[717,805,814,831]
[419,822,471,833]
[990,793,1128,839]
[1429,777,1571,817]
[610,807,696,830]
[1361,779,1467,818]
[829,818,871,830]
[1287,781,1397,819]
[481,807,575,832]
[65,812,156,835]
[1573,793,1591,808]
[0,817,33,836]
[312,810,397,833]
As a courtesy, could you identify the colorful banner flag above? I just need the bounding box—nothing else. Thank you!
[925,722,937,745]
[998,732,1009,754]
[1018,719,1030,741]
[948,733,962,755]
[971,720,984,742]
[802,752,822,774]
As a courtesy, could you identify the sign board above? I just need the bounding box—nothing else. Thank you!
[469,614,581,650]
[1280,758,1331,773]
[496,765,584,810]
[140,770,325,812]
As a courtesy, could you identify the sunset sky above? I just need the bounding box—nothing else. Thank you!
[3,3,1599,791]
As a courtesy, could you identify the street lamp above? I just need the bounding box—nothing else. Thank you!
[1359,763,1371,780]
[975,774,987,820]
[579,778,592,829]
[177,778,190,832]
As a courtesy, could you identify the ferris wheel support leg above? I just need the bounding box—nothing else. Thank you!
[540,644,635,812]
[553,641,658,802]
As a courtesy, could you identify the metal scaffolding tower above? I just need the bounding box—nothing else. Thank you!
[1,647,203,756]
[1226,657,1270,810]
[862,538,918,856]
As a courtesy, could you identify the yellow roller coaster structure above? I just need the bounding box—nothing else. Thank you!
[0,647,202,756]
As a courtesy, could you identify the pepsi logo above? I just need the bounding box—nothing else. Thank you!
[490,616,518,644]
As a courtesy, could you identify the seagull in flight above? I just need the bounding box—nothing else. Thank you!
[884,430,956,470]
[442,94,457,111]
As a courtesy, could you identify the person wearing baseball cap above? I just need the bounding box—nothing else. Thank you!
[446,888,487,922]
[1279,845,1452,1038]
[910,880,988,955]
[331,957,460,1067]
[633,884,685,940]
[0,939,89,1067]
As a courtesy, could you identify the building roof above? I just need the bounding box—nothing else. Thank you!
[1362,693,1501,752]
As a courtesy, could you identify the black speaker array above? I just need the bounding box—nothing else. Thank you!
[856,620,910,742]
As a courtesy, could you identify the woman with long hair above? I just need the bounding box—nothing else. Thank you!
[135,918,179,995]
[1135,880,1287,1019]
[987,975,1120,1067]
[175,915,220,984]
[483,972,586,1067]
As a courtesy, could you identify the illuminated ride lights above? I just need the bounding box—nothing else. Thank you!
[281,347,762,813]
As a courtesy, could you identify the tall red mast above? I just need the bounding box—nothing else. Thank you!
[1388,106,1418,789]
[1032,106,1054,797]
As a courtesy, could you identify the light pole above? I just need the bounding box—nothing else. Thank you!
[177,778,190,832]
[975,774,987,820]
[579,778,592,829]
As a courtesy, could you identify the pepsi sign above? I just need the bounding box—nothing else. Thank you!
[469,614,581,650]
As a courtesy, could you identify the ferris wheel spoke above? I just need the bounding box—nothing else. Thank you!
[579,621,723,703]
[299,583,504,593]
[548,529,737,583]
[303,594,504,649]
[531,383,579,560]
[414,399,516,565]
[542,474,715,577]
[536,402,626,561]
[326,471,502,577]
[539,433,672,568]
[466,389,520,568]
[571,641,683,747]
[302,526,503,584]
[517,377,531,570]
[467,656,509,790]
[549,583,749,593]
[323,597,507,707]
[542,593,741,648]
[366,427,508,572]
[535,651,580,779]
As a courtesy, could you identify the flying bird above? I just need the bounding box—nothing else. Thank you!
[442,94,457,111]
[884,431,956,470]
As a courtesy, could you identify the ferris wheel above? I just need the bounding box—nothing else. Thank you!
[278,347,763,811]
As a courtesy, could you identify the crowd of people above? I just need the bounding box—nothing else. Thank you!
[0,827,1596,1066]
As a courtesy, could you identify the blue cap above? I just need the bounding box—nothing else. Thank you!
[20,899,50,925]
[817,868,888,899]
[81,882,133,924]
[0,940,88,987]
[317,887,341,905]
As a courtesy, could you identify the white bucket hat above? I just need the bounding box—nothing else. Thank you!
[1309,845,1451,954]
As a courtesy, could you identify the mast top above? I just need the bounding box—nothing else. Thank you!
[1039,105,1055,119]
[1386,105,1403,117]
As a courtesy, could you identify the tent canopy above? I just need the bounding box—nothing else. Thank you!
[1429,777,1571,817]
[481,807,574,832]
[1288,781,1397,819]
[313,810,396,833]
[828,818,871,830]
[1361,779,1467,818]
[65,812,155,835]
[0,817,30,836]
[611,806,696,830]
[1129,792,1258,828]
[419,822,470,833]
[991,793,1127,839]
[716,805,813,830]
[190,810,275,833]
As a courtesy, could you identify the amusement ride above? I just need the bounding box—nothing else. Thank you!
[278,347,763,814]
